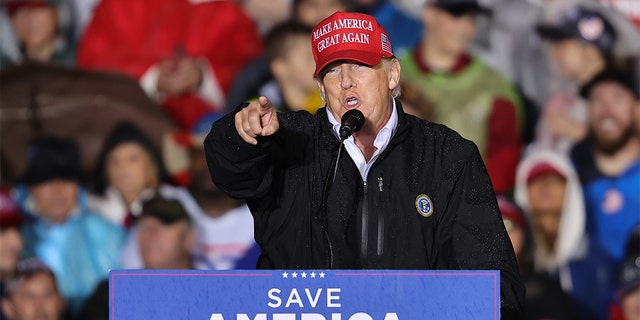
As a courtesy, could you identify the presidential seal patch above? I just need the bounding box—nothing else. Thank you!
[415,194,434,217]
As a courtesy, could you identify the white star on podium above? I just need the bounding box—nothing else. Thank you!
[310,272,316,278]
[282,272,288,278]
[292,272,298,278]
[301,272,307,278]
[319,272,326,278]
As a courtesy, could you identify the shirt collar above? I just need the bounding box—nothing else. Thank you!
[327,99,399,179]
[326,99,398,142]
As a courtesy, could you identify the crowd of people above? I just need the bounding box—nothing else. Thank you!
[0,0,638,319]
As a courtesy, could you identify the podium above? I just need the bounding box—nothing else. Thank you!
[109,270,499,319]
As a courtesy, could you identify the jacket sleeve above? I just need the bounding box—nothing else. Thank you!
[203,106,275,200]
[441,140,526,318]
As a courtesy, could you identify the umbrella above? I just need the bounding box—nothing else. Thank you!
[0,62,178,185]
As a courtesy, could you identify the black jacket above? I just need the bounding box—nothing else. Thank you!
[205,101,525,317]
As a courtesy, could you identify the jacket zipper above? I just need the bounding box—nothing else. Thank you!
[361,174,386,266]
[376,175,384,256]
[360,180,369,265]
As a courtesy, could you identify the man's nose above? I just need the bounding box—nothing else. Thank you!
[340,69,355,89]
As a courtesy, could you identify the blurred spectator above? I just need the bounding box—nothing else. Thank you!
[90,122,170,229]
[613,255,640,320]
[14,136,125,316]
[0,188,24,320]
[497,195,529,268]
[160,116,260,270]
[0,188,23,282]
[293,0,350,27]
[236,0,292,35]
[137,195,195,270]
[571,69,640,265]
[399,0,524,195]
[1,258,67,320]
[185,135,259,270]
[77,0,263,131]
[472,0,639,111]
[351,0,423,54]
[224,0,348,112]
[0,0,76,69]
[533,4,623,153]
[497,194,575,320]
[465,0,548,99]
[515,149,618,319]
[261,20,322,113]
[610,226,640,320]
[89,122,198,269]
[597,0,640,30]
[80,195,195,320]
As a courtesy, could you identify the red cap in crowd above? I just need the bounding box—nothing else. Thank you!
[526,162,566,184]
[4,0,54,16]
[311,11,394,77]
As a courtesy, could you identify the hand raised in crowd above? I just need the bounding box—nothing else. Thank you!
[235,96,280,145]
[543,92,586,141]
[157,57,203,95]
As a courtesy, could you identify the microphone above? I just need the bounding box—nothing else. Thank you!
[339,109,365,140]
[322,109,364,268]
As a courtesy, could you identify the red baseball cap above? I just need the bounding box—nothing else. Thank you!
[311,11,394,77]
[526,162,566,184]
[4,0,54,16]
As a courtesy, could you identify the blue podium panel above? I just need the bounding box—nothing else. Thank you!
[110,270,499,320]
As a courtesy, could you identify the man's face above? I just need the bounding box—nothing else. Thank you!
[317,59,400,134]
[106,143,156,199]
[296,0,347,27]
[30,179,78,224]
[137,216,192,269]
[526,173,566,241]
[273,34,318,101]
[423,7,477,57]
[1,273,64,320]
[10,5,58,50]
[548,39,591,81]
[587,81,639,155]
[0,228,24,275]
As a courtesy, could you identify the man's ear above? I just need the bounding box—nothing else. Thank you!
[316,78,326,102]
[388,59,401,91]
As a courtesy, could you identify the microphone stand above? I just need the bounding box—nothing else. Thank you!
[320,140,343,269]
[320,109,364,269]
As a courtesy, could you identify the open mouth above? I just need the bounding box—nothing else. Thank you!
[345,96,359,109]
[598,118,618,132]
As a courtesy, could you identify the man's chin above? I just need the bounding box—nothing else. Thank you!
[593,128,636,156]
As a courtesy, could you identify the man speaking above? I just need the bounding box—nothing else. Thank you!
[205,11,525,318]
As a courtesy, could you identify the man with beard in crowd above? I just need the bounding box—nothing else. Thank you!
[570,69,640,271]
